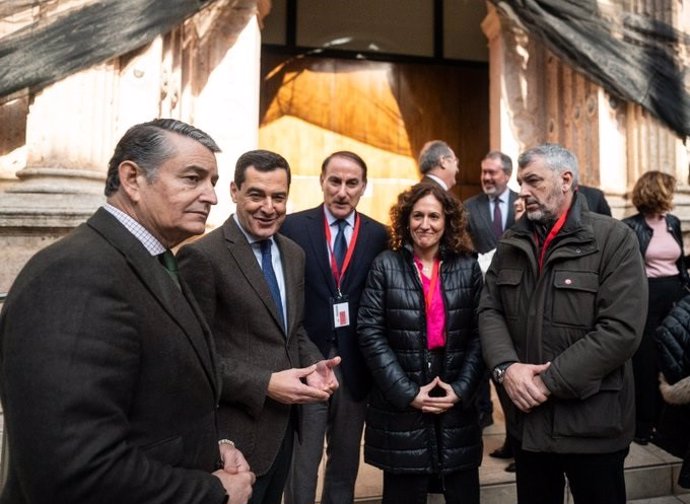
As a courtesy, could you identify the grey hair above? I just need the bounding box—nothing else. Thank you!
[104,118,221,196]
[418,140,453,174]
[483,150,513,176]
[517,143,579,187]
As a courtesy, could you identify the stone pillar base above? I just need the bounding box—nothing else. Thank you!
[0,192,103,293]
[9,167,104,195]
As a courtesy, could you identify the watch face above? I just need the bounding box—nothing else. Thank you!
[493,367,503,383]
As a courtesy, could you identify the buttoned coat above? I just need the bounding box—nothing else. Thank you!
[177,217,323,476]
[357,246,485,474]
[479,193,647,454]
[0,208,225,504]
[280,205,388,400]
[463,190,518,253]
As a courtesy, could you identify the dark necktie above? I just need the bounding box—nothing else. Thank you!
[333,219,347,269]
[492,197,503,239]
[158,249,181,289]
[259,239,285,330]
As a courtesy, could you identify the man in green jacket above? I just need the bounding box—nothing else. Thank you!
[479,143,647,504]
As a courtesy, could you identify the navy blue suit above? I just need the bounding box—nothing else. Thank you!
[281,204,388,504]
[281,205,388,400]
[464,190,518,254]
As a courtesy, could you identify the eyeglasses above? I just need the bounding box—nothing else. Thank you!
[442,154,458,164]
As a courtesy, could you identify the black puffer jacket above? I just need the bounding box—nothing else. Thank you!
[656,294,690,385]
[622,212,690,286]
[357,246,485,475]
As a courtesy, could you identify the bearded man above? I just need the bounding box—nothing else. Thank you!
[478,143,647,504]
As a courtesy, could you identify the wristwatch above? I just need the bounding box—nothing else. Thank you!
[492,362,514,385]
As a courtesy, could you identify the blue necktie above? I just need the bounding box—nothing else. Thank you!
[333,220,347,269]
[259,240,285,330]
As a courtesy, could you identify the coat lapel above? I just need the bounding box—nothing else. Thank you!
[223,218,286,335]
[305,205,338,295]
[87,208,218,394]
[478,194,494,232]
[506,190,518,228]
[275,233,302,341]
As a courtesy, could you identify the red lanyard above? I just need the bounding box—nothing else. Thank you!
[324,214,361,290]
[537,208,569,272]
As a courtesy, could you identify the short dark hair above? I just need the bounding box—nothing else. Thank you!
[234,149,291,188]
[104,118,220,196]
[389,183,474,255]
[321,151,368,182]
[418,140,453,174]
[483,150,513,176]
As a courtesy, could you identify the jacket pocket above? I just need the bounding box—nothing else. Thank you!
[551,270,598,328]
[141,435,184,466]
[552,370,623,438]
[496,269,523,322]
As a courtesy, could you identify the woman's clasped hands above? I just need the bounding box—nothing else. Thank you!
[411,376,460,414]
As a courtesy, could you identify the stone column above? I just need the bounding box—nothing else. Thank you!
[482,3,545,190]
[184,2,262,228]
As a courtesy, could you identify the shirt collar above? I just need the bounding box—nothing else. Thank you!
[232,213,274,247]
[103,203,166,256]
[323,205,356,228]
[491,187,511,203]
[425,174,448,191]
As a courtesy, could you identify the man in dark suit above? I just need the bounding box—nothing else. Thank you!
[578,184,612,216]
[0,119,254,504]
[178,150,340,504]
[418,140,460,191]
[281,152,388,504]
[464,150,519,254]
[464,150,519,467]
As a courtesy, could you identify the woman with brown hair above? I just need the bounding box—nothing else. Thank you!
[358,183,484,504]
[622,171,690,444]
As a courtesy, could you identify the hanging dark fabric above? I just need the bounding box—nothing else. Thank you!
[0,0,217,98]
[488,0,690,138]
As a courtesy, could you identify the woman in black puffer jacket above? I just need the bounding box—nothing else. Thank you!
[358,183,485,504]
[654,295,690,489]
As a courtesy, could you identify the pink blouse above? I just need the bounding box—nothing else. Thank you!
[414,257,446,349]
[645,214,681,278]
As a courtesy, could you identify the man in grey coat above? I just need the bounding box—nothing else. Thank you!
[479,143,647,504]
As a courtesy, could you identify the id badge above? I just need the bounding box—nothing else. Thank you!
[330,295,350,329]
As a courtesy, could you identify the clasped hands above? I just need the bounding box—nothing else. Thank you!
[213,443,254,504]
[502,362,551,413]
[411,376,460,414]
[267,356,341,404]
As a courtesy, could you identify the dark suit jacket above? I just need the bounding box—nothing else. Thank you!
[281,205,388,401]
[578,185,612,216]
[177,217,323,476]
[0,208,225,504]
[420,174,447,190]
[464,190,518,253]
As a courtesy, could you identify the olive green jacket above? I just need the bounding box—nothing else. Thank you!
[479,193,647,453]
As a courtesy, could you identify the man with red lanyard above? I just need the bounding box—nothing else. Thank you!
[281,151,388,504]
[479,143,647,504]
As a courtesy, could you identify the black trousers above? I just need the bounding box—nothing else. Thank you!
[514,445,628,504]
[382,469,479,504]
